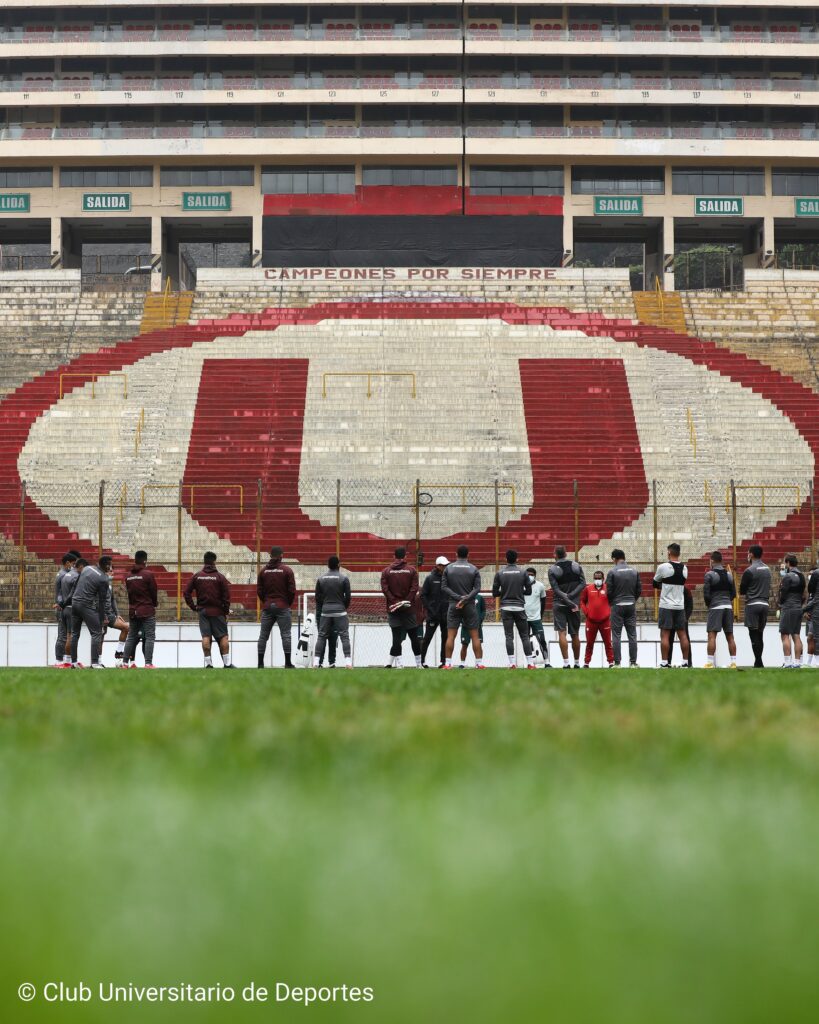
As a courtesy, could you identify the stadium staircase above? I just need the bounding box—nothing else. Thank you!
[1,269,818,620]
[681,274,819,392]
[633,288,687,333]
[139,289,194,334]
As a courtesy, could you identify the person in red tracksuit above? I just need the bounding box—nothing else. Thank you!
[184,551,234,668]
[580,570,614,667]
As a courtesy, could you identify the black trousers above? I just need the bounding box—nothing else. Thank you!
[421,615,448,665]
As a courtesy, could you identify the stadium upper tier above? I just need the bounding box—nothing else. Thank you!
[0,4,817,159]
[0,3,818,291]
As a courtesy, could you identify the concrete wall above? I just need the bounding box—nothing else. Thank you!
[0,621,793,669]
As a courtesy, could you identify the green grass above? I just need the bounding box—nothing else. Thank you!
[1,668,819,1023]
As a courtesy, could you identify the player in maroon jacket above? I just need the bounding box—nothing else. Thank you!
[380,546,422,668]
[122,550,158,668]
[256,545,297,668]
[184,551,234,668]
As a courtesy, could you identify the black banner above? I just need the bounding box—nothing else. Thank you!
[262,215,563,267]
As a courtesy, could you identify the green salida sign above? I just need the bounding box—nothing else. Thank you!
[0,193,30,212]
[82,192,131,212]
[795,197,819,217]
[182,191,232,211]
[695,197,744,216]
[594,196,644,216]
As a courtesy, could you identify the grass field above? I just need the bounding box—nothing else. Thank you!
[1,668,818,1024]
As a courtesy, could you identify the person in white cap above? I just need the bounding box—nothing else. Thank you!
[420,556,450,667]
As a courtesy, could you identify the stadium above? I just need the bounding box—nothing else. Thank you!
[1,3,819,1023]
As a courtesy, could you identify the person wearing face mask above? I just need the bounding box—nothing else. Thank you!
[740,544,772,668]
[778,554,806,669]
[524,567,550,666]
[579,570,614,668]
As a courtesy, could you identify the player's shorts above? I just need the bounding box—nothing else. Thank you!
[553,605,581,637]
[779,607,803,636]
[658,608,687,632]
[744,604,769,630]
[199,612,228,640]
[809,613,819,638]
[461,623,484,646]
[528,619,546,639]
[387,607,418,631]
[447,601,479,632]
[706,607,734,635]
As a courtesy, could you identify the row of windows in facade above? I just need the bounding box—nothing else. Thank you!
[1,8,816,26]
[4,165,819,197]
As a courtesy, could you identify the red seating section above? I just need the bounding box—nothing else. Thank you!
[2,302,818,609]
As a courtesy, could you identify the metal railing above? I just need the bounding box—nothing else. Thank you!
[322,371,417,400]
[58,371,127,400]
[140,483,244,515]
[3,477,815,624]
[414,482,517,515]
[3,123,815,143]
[0,24,815,45]
[4,74,818,96]
[0,253,51,271]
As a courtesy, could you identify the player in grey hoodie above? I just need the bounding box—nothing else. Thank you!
[492,549,535,669]
[70,556,113,668]
[442,545,484,669]
[313,556,352,668]
[53,552,79,667]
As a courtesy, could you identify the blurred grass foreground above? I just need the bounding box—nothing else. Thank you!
[0,667,818,1024]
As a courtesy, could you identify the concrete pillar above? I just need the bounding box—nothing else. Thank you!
[663,215,675,291]
[49,217,63,270]
[762,214,776,267]
[150,215,163,293]
[252,213,263,268]
[561,165,574,265]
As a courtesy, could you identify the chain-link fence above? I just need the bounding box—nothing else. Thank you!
[0,476,814,624]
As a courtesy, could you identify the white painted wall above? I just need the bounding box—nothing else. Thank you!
[0,621,794,669]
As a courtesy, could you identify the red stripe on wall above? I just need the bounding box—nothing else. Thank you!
[464,193,564,216]
[263,187,563,216]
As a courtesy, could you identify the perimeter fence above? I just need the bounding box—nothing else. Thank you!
[0,476,813,623]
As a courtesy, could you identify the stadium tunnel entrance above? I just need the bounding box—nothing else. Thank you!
[571,217,663,291]
[673,217,765,291]
[0,218,51,271]
[773,218,819,272]
[162,217,253,291]
[60,218,152,289]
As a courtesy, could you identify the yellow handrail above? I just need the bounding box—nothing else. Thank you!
[414,482,517,514]
[114,483,128,537]
[686,407,697,460]
[140,483,177,513]
[655,274,665,322]
[134,407,145,457]
[322,371,417,399]
[726,484,802,516]
[59,372,128,399]
[704,480,716,535]
[140,482,244,514]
